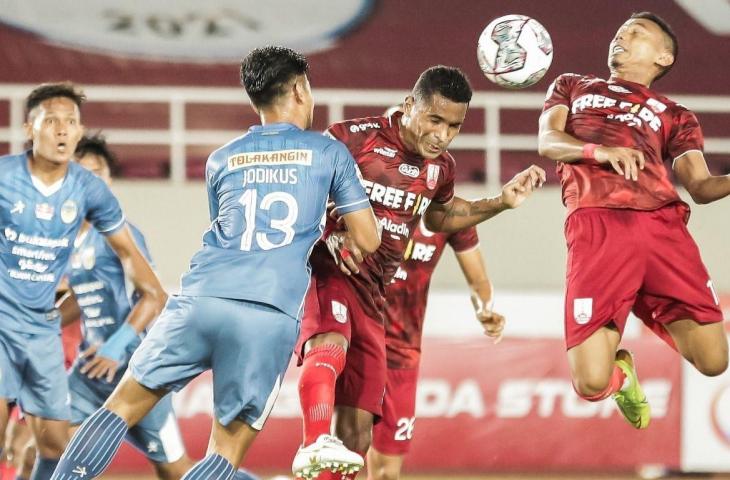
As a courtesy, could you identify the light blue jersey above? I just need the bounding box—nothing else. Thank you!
[67,223,152,370]
[180,123,369,318]
[0,153,125,334]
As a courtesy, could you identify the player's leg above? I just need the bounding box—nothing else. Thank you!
[19,438,37,480]
[183,297,298,478]
[4,410,32,479]
[0,330,23,461]
[25,415,68,480]
[563,209,648,428]
[367,368,418,480]
[664,320,728,376]
[52,295,210,479]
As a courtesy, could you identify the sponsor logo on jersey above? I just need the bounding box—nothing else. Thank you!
[573,298,592,324]
[426,164,440,190]
[61,200,78,224]
[398,163,420,177]
[331,300,348,323]
[227,149,312,171]
[35,202,54,221]
[374,146,397,158]
[571,94,664,132]
[81,246,96,270]
[607,84,632,94]
[378,217,410,238]
[349,122,381,133]
[10,200,25,215]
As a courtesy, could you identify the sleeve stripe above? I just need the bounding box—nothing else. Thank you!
[332,198,370,212]
[453,242,481,254]
[97,215,126,233]
[672,149,703,169]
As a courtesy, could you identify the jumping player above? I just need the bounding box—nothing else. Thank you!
[292,66,545,479]
[55,135,194,479]
[367,220,504,480]
[0,83,167,480]
[539,11,730,429]
[51,46,380,480]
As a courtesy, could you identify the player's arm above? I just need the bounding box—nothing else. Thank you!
[423,165,546,233]
[80,226,167,381]
[538,106,645,181]
[674,151,730,204]
[454,247,504,343]
[326,207,381,276]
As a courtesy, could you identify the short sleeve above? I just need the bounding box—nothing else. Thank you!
[327,141,370,215]
[85,175,125,235]
[542,74,580,113]
[432,158,455,205]
[448,226,480,253]
[668,108,704,160]
[205,153,221,221]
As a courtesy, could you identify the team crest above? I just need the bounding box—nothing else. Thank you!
[331,300,348,324]
[34,202,54,221]
[61,200,78,224]
[573,298,593,325]
[426,164,440,190]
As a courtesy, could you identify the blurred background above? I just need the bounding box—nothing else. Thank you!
[1,0,729,478]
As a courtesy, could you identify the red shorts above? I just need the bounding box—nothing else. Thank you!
[564,205,723,350]
[372,367,419,455]
[297,255,387,417]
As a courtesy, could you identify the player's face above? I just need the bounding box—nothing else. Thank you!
[402,94,467,159]
[77,153,112,186]
[608,19,671,77]
[25,97,83,166]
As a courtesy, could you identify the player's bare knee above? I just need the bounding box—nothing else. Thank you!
[339,426,372,454]
[154,456,194,480]
[306,332,348,352]
[696,354,728,377]
[573,374,611,398]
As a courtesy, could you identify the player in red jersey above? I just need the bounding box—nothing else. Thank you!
[366,220,503,480]
[292,66,545,479]
[539,11,730,429]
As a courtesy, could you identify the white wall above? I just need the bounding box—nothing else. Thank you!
[112,181,730,293]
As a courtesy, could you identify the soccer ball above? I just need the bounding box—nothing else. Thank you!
[477,14,553,89]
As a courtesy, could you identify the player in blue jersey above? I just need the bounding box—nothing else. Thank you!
[52,134,194,479]
[0,83,167,480]
[52,46,381,480]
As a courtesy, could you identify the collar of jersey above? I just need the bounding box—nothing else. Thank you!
[249,122,302,133]
[23,151,67,197]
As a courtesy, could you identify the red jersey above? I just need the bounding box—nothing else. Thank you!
[312,111,456,318]
[384,222,479,369]
[543,73,703,215]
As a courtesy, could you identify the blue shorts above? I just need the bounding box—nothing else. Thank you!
[130,295,299,429]
[0,329,69,420]
[68,367,185,464]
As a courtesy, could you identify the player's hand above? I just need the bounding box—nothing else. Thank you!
[325,231,365,276]
[477,309,506,344]
[594,146,645,181]
[500,165,546,209]
[79,345,121,383]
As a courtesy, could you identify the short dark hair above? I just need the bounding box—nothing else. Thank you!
[630,11,678,80]
[75,133,120,176]
[240,46,309,108]
[412,66,473,105]
[25,82,86,119]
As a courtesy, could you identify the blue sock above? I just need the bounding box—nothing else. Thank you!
[233,469,260,480]
[181,454,235,480]
[50,408,127,480]
[29,457,59,480]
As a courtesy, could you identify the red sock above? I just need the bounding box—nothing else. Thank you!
[299,344,346,446]
[576,365,626,401]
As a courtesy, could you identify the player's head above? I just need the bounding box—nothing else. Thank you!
[240,46,313,128]
[74,134,118,186]
[609,12,677,83]
[24,82,85,165]
[401,66,472,159]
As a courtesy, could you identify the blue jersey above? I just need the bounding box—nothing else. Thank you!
[0,153,125,333]
[67,223,152,366]
[181,122,370,318]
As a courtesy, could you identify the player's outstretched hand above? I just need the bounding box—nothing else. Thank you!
[594,146,645,181]
[79,345,121,383]
[325,230,365,276]
[500,165,546,209]
[478,310,506,344]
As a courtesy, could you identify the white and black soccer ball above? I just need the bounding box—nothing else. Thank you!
[477,14,553,89]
